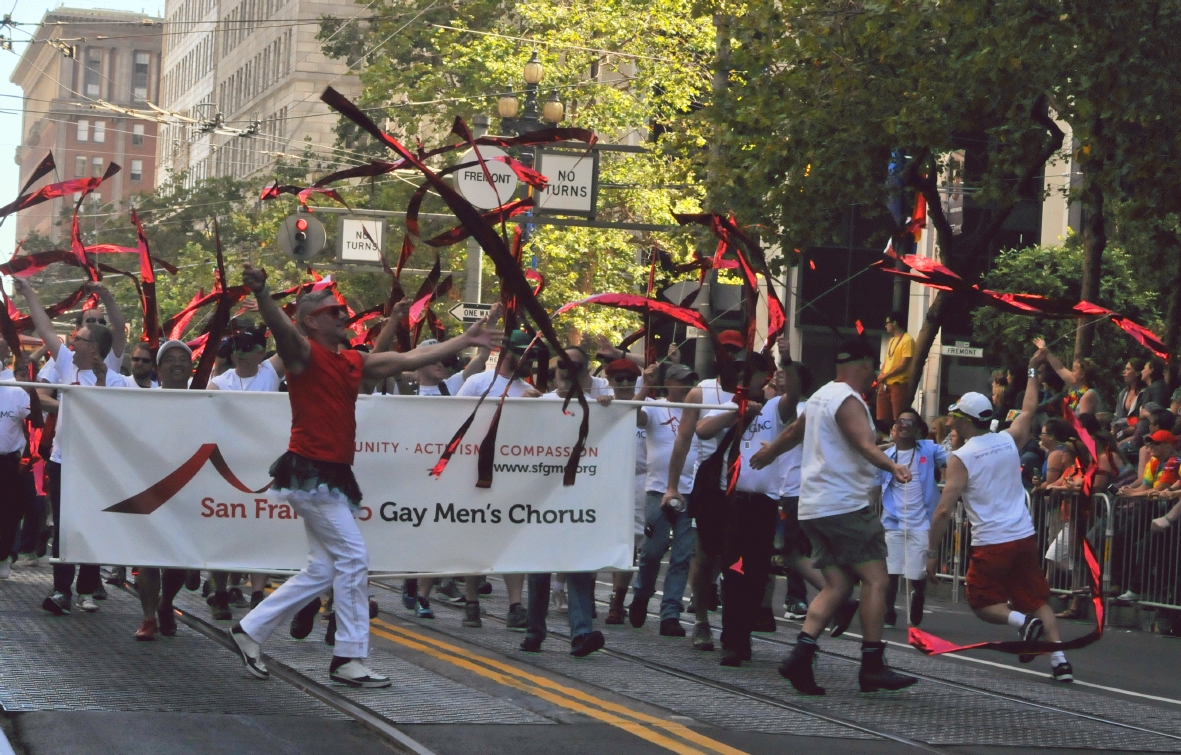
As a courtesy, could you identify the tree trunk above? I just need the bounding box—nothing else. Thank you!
[1074,167,1105,361]
[903,288,952,406]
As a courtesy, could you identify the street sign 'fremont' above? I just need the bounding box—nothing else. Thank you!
[448,302,493,324]
[454,146,518,210]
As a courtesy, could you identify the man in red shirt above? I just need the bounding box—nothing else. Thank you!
[231,264,501,688]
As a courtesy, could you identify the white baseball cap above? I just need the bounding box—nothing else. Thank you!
[156,339,192,361]
[949,392,994,421]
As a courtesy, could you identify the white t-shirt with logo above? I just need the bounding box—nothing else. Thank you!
[643,404,696,493]
[210,360,281,392]
[541,376,613,401]
[416,372,465,396]
[799,381,877,521]
[0,367,31,454]
[952,431,1035,546]
[706,396,784,496]
[456,370,532,398]
[778,400,808,498]
[690,378,734,478]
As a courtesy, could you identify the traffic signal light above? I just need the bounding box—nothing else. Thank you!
[278,213,326,261]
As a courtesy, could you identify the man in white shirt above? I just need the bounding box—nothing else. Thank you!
[928,348,1074,683]
[458,328,539,629]
[0,336,32,580]
[693,354,786,666]
[408,337,491,396]
[209,324,285,393]
[133,339,195,640]
[457,330,541,400]
[128,343,158,389]
[766,338,916,695]
[208,324,286,615]
[661,340,746,651]
[629,362,699,636]
[14,278,130,616]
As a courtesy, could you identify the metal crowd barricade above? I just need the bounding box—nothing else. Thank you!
[1029,489,1113,606]
[1108,493,1181,611]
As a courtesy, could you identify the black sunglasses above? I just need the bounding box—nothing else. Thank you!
[611,374,637,383]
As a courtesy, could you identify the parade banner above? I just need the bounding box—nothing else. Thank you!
[58,387,635,574]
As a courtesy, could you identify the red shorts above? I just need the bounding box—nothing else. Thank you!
[965,535,1050,613]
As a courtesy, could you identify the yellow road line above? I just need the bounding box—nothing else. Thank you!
[370,618,749,755]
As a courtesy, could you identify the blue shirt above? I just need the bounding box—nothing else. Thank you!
[877,439,948,530]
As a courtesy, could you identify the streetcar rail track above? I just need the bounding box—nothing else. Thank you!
[115,583,439,755]
[588,588,1181,746]
[372,577,1181,751]
[369,579,952,754]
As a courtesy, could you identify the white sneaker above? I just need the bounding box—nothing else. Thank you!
[330,660,392,688]
[551,588,568,614]
[1116,590,1141,602]
[76,595,99,613]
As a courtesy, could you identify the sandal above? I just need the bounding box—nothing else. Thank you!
[1055,607,1084,620]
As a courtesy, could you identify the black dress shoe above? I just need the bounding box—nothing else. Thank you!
[290,597,321,640]
[659,618,686,637]
[719,648,743,667]
[570,631,605,657]
[520,636,544,652]
[628,598,649,628]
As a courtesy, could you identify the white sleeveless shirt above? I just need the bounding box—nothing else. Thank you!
[951,431,1034,546]
[798,381,876,520]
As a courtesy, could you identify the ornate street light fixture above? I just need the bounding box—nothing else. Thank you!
[543,90,565,124]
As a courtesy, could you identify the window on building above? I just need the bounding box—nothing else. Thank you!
[132,124,145,146]
[74,155,87,177]
[91,157,103,178]
[84,49,102,98]
[133,52,150,101]
[93,121,106,144]
[130,160,143,181]
[77,119,89,141]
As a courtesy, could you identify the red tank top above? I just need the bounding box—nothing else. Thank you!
[286,339,364,465]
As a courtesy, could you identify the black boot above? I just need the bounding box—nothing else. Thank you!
[859,641,917,692]
[778,632,825,695]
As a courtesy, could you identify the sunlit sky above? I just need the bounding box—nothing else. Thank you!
[0,0,164,265]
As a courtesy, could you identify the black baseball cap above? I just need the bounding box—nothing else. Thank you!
[835,338,877,366]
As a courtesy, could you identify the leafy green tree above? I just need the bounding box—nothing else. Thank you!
[972,238,1162,403]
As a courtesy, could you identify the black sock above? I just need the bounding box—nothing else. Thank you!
[861,640,885,658]
[796,631,818,651]
[330,655,352,672]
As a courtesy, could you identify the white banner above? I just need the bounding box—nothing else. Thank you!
[59,387,635,574]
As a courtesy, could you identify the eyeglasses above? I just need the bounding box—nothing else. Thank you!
[895,418,916,427]
[308,304,348,318]
[84,317,107,325]
[130,356,154,364]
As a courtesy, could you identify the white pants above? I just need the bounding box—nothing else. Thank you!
[240,487,370,658]
[885,528,928,580]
